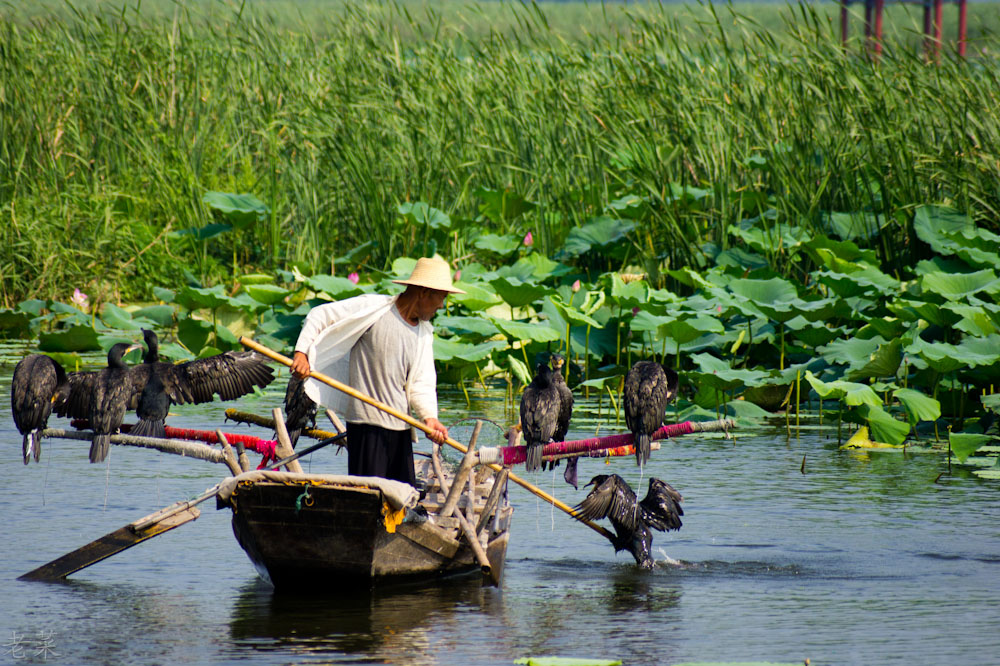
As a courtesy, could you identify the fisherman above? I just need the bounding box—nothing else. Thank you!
[289,256,464,486]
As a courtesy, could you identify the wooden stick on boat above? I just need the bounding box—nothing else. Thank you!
[239,336,615,541]
[272,408,304,473]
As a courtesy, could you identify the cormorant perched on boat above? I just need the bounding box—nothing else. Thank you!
[283,374,317,448]
[89,342,143,463]
[10,354,69,464]
[519,360,560,472]
[574,474,684,569]
[623,361,679,467]
[128,329,276,438]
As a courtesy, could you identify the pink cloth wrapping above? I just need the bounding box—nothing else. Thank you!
[501,421,697,466]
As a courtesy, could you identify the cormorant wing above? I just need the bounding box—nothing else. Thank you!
[640,477,684,532]
[167,351,275,404]
[53,371,99,419]
[574,474,640,532]
[519,383,560,445]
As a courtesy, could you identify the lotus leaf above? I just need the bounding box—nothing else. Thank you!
[840,425,903,449]
[101,303,157,331]
[39,325,102,353]
[131,305,175,328]
[785,316,844,347]
[306,275,365,301]
[475,186,536,222]
[913,205,1000,270]
[716,247,769,272]
[606,193,649,220]
[509,254,573,281]
[0,310,31,336]
[558,217,635,259]
[491,318,561,343]
[202,191,269,229]
[845,338,902,381]
[887,298,961,328]
[177,317,213,353]
[814,265,899,298]
[474,233,521,257]
[804,371,882,407]
[434,316,500,339]
[244,284,290,306]
[607,274,650,310]
[861,317,906,340]
[893,388,941,426]
[921,269,1000,300]
[823,211,888,241]
[982,393,1000,414]
[973,468,1000,479]
[153,287,175,303]
[513,656,621,666]
[176,285,234,311]
[728,219,811,254]
[549,297,602,328]
[945,303,1000,336]
[666,267,714,290]
[727,277,799,322]
[689,353,770,391]
[451,282,503,311]
[949,432,994,463]
[433,338,506,363]
[397,201,451,230]
[508,355,531,385]
[857,404,911,445]
[906,335,1000,373]
[491,276,550,308]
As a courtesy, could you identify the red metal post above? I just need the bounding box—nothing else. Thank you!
[874,0,885,59]
[841,0,850,47]
[934,0,944,61]
[958,0,968,58]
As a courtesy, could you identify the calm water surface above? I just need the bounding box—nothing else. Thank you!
[1,357,998,666]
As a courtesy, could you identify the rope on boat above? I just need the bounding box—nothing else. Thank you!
[476,418,735,466]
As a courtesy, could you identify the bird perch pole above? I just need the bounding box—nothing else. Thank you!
[239,336,614,540]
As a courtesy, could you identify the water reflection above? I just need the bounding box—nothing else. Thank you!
[228,578,501,664]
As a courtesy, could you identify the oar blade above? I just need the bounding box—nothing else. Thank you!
[18,505,201,581]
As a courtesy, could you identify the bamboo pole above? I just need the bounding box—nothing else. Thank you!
[240,336,614,541]
[215,431,242,476]
[225,408,339,441]
[441,421,481,519]
[41,429,227,465]
[272,408,304,474]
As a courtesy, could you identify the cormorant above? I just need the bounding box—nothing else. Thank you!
[547,353,576,484]
[10,354,69,464]
[128,329,276,438]
[574,474,684,569]
[519,361,560,472]
[89,342,143,463]
[623,361,679,467]
[283,373,317,448]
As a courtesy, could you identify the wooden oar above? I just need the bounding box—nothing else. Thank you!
[19,425,347,581]
[239,336,615,541]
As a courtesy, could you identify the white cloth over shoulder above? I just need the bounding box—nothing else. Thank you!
[293,293,438,422]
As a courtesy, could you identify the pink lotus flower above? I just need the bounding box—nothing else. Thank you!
[347,272,359,284]
[523,231,533,247]
[71,288,89,311]
[572,279,581,293]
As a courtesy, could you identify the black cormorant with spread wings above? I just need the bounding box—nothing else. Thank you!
[128,329,276,438]
[519,360,560,472]
[11,354,69,464]
[54,331,275,446]
[574,474,684,569]
[623,361,679,467]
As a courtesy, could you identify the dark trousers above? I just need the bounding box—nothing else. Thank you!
[346,422,417,486]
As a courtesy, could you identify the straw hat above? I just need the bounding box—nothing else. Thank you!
[392,257,466,294]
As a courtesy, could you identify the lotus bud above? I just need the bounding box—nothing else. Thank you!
[454,269,462,282]
[523,231,533,247]
[572,279,581,293]
[348,272,360,284]
[632,307,640,316]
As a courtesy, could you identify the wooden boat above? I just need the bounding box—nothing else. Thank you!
[218,450,513,589]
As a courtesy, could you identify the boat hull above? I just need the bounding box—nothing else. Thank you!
[224,476,510,589]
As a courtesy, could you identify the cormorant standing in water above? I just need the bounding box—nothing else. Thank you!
[11,354,69,464]
[89,342,142,463]
[519,361,560,472]
[283,374,317,448]
[128,329,276,438]
[623,361,679,467]
[574,474,684,569]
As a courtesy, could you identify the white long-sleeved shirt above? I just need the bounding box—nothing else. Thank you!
[293,293,438,425]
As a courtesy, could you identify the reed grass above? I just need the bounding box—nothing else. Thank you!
[2,0,1000,306]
